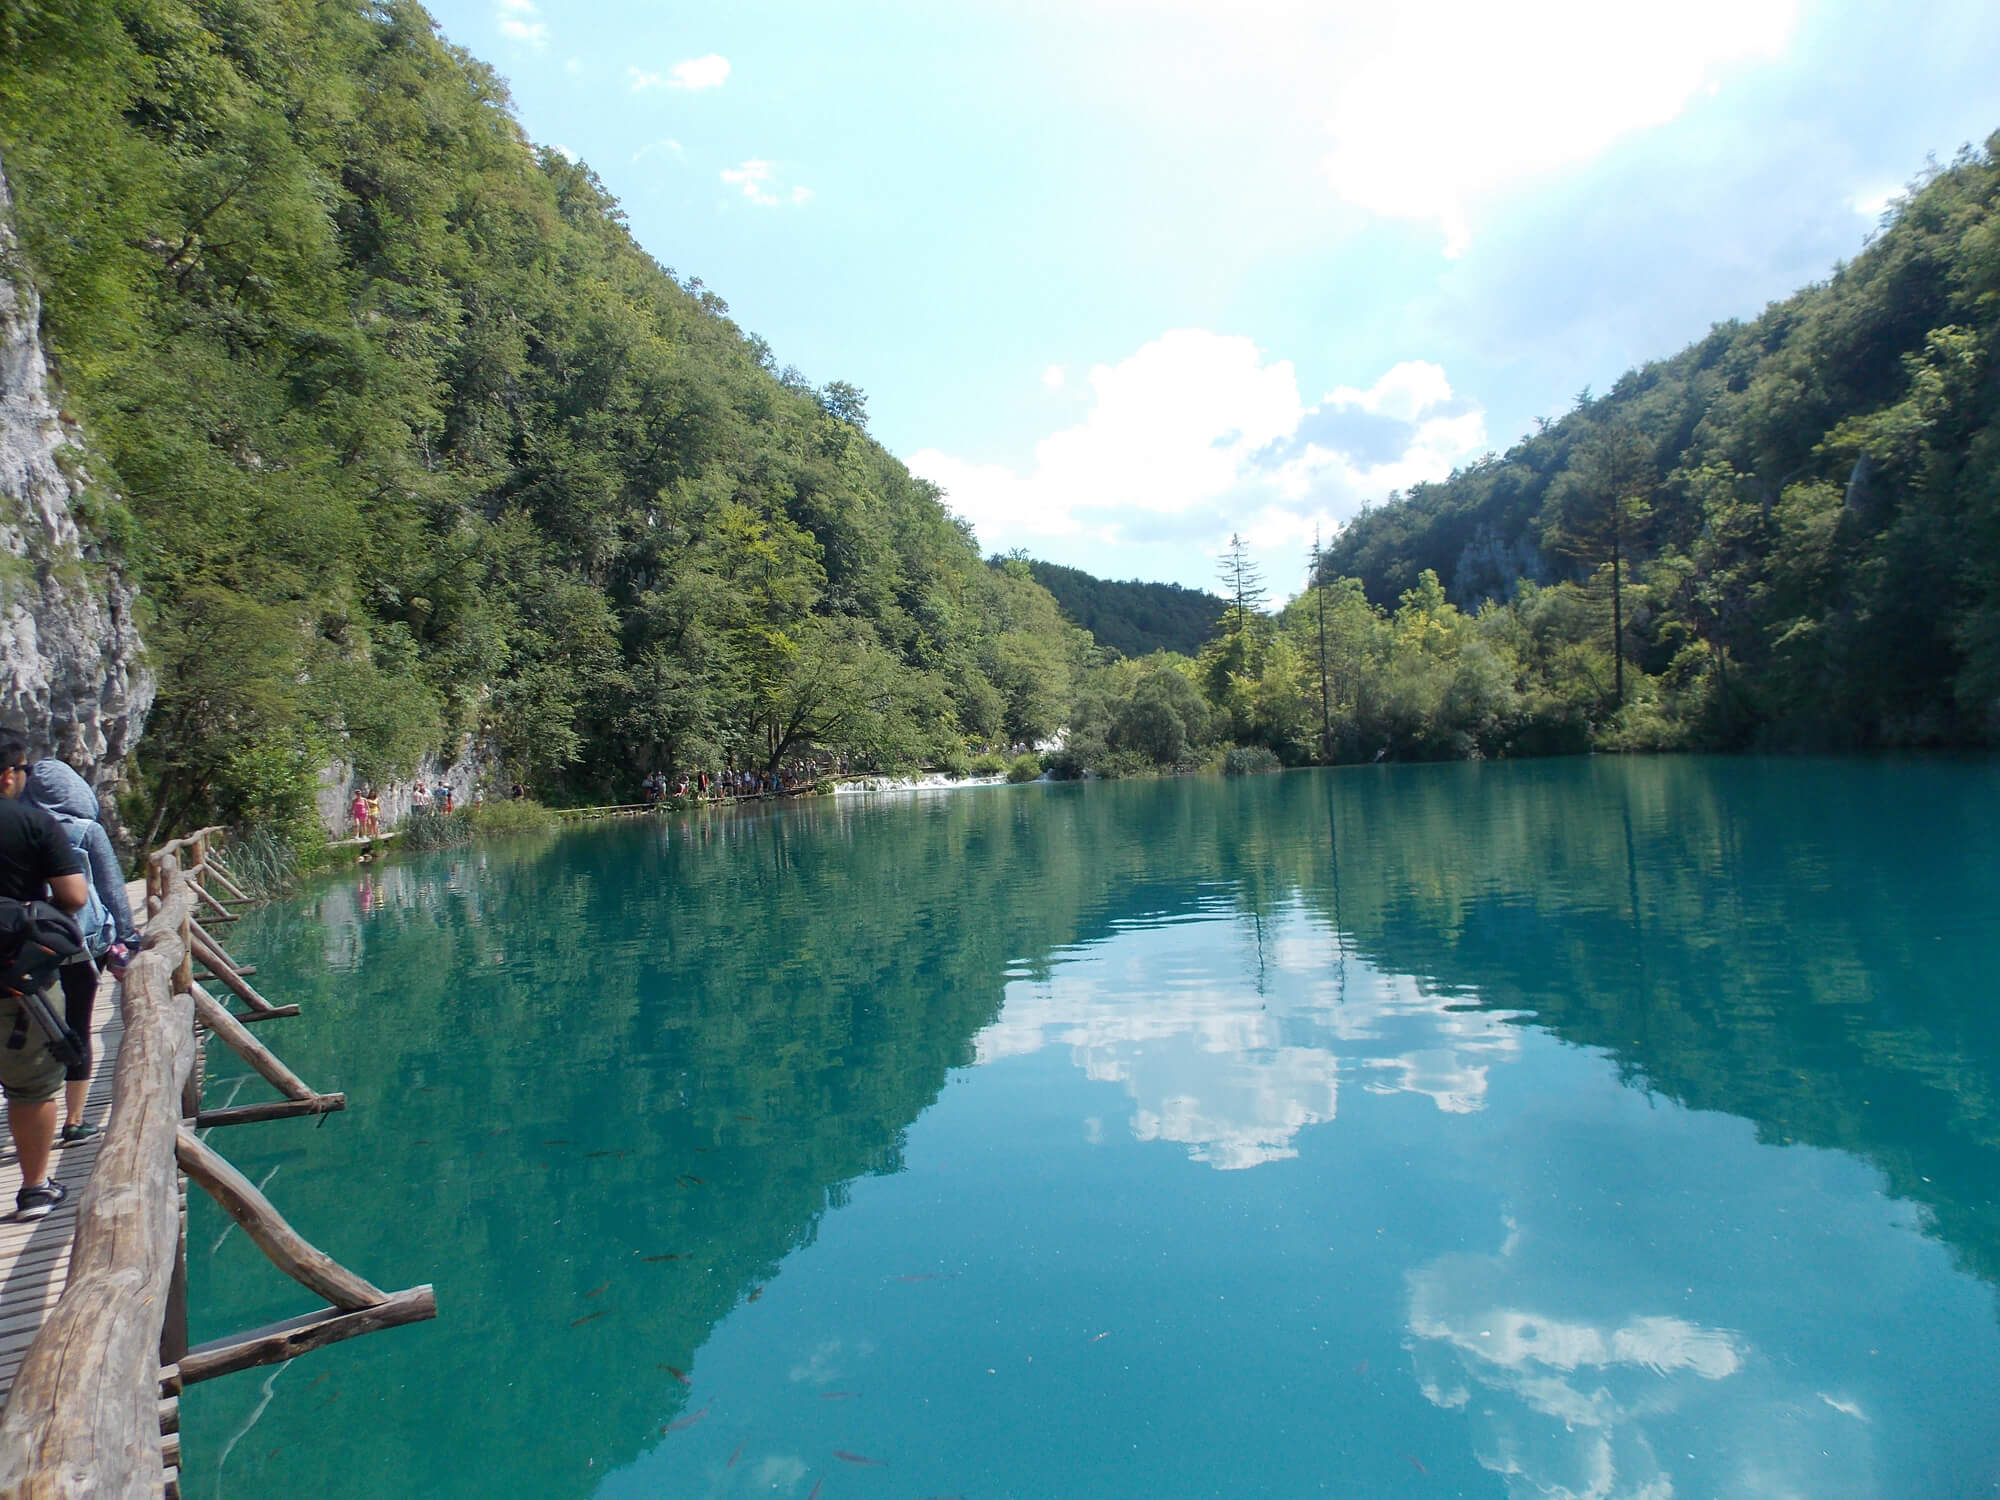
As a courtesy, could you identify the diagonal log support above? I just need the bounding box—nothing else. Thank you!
[175,1129,384,1309]
[171,1286,437,1386]
[189,880,239,923]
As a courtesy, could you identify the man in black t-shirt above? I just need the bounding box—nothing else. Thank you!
[0,731,89,1220]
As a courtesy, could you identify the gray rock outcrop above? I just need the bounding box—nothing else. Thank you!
[0,158,153,808]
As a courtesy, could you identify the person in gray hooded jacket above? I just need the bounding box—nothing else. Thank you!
[25,759,139,1144]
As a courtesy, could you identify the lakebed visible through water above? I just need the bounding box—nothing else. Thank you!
[183,757,2000,1498]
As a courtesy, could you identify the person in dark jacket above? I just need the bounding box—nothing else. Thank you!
[0,732,89,1219]
[25,758,138,1146]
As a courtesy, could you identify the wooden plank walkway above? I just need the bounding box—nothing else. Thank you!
[0,966,122,1409]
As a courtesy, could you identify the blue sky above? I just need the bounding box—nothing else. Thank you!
[426,0,2000,597]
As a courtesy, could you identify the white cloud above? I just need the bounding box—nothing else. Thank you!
[908,333,1486,584]
[563,57,582,75]
[551,144,578,164]
[669,53,732,89]
[720,160,811,208]
[1042,364,1067,390]
[722,160,778,205]
[1318,1,1799,255]
[633,138,685,163]
[1848,184,1902,220]
[627,66,665,91]
[1082,0,1797,257]
[496,0,546,46]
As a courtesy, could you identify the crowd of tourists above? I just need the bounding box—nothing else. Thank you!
[347,778,481,838]
[0,730,142,1222]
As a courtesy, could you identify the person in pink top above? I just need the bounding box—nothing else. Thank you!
[350,790,368,837]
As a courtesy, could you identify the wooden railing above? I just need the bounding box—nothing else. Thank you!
[0,830,435,1498]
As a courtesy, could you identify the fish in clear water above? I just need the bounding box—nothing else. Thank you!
[727,1443,744,1468]
[819,1391,857,1400]
[660,1365,692,1385]
[834,1450,886,1466]
[747,1286,763,1302]
[678,1174,704,1186]
[569,1310,608,1328]
[664,1402,710,1433]
[642,1253,686,1263]
[584,1282,609,1298]
[1090,1331,1112,1343]
[807,1481,822,1500]
[1406,1455,1427,1474]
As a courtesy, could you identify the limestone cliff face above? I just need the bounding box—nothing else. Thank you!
[0,160,152,808]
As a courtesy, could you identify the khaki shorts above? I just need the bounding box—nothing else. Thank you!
[0,988,67,1103]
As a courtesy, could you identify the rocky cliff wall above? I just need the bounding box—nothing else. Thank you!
[0,159,152,811]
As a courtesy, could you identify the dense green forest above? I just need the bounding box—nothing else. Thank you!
[0,0,1091,839]
[1311,136,2000,755]
[4,1,1995,838]
[1047,136,2000,776]
[1021,558,1225,659]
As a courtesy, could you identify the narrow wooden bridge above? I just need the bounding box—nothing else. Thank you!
[0,830,435,1497]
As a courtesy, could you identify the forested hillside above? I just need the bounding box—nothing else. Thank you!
[1022,559,1225,659]
[0,0,1089,839]
[1319,137,2000,750]
[4,3,1993,837]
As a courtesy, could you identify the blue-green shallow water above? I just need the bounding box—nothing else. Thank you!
[180,757,2000,1498]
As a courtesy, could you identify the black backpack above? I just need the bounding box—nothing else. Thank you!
[0,900,89,1069]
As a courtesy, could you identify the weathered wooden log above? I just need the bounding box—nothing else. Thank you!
[0,940,194,1498]
[180,1027,203,1120]
[189,880,239,923]
[156,1399,178,1437]
[175,1129,384,1311]
[159,1433,179,1469]
[193,1095,346,1129]
[189,984,314,1102]
[158,1367,182,1399]
[228,1002,301,1022]
[173,910,193,994]
[193,859,253,904]
[184,917,245,973]
[188,925,281,1015]
[176,1286,437,1386]
[160,1176,189,1368]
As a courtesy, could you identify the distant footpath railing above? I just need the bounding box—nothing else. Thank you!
[0,829,434,1498]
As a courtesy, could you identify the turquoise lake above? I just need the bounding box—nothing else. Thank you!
[181,757,2000,1498]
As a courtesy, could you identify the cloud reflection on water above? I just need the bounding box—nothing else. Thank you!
[974,903,1522,1169]
[1405,1211,1875,1499]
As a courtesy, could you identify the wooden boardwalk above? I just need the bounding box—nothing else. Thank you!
[0,967,121,1409]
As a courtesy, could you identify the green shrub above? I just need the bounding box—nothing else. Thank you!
[1222,745,1282,775]
[208,827,314,900]
[1006,753,1044,783]
[969,750,1010,776]
[1094,749,1157,780]
[938,748,973,779]
[468,798,558,838]
[401,806,473,850]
